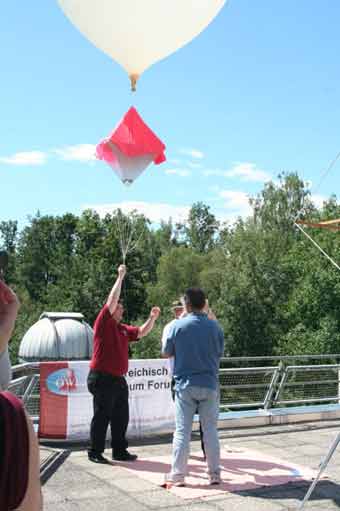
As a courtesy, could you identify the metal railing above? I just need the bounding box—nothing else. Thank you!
[218,354,340,411]
[8,354,340,421]
[9,363,40,420]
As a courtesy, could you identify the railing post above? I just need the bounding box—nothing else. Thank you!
[263,361,284,410]
[22,374,38,406]
[272,361,288,406]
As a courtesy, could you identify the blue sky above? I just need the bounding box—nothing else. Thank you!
[1,1,340,228]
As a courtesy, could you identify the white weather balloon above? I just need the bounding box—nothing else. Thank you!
[57,0,227,89]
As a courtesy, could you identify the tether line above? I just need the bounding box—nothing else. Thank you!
[294,222,340,272]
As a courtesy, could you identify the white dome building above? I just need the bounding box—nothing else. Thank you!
[19,312,93,362]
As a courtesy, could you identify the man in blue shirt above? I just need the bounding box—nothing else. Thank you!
[162,287,224,487]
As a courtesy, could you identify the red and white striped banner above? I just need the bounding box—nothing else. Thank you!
[39,360,175,440]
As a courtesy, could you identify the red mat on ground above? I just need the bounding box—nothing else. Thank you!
[117,447,317,499]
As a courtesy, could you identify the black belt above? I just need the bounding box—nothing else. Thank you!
[89,369,126,382]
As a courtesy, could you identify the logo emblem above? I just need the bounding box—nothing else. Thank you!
[46,368,78,395]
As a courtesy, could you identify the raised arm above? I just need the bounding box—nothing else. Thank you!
[138,307,161,338]
[0,280,20,355]
[106,264,126,315]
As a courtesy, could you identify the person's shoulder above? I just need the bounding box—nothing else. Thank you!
[176,314,192,325]
[96,304,111,320]
[94,305,117,330]
[164,318,180,336]
[174,314,198,330]
[164,319,177,329]
[165,316,188,335]
[204,316,222,331]
[212,320,224,335]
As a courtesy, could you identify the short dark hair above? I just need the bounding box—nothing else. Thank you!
[183,287,206,310]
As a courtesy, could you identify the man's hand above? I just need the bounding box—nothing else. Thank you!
[207,310,217,321]
[203,299,217,320]
[203,299,209,314]
[118,264,127,279]
[150,307,161,320]
[138,307,161,338]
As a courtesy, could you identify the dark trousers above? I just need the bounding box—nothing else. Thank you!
[87,370,129,456]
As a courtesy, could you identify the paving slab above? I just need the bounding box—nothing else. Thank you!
[41,420,340,511]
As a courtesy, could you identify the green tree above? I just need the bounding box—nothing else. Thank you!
[0,220,18,283]
[251,172,313,235]
[179,202,219,253]
[147,246,207,312]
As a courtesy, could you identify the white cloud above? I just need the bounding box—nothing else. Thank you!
[0,144,96,167]
[219,190,251,209]
[83,201,190,224]
[204,162,271,183]
[168,158,202,168]
[187,161,203,169]
[165,168,191,177]
[214,189,252,221]
[311,193,327,209]
[180,148,204,159]
[227,163,271,182]
[54,144,96,162]
[203,169,224,177]
[0,151,47,166]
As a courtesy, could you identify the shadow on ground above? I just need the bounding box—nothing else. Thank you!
[235,479,340,508]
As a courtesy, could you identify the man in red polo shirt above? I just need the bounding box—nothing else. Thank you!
[87,264,161,464]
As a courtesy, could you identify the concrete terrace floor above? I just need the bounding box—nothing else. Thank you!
[40,420,340,511]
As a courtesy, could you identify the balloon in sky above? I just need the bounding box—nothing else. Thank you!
[57,0,227,90]
[96,107,166,185]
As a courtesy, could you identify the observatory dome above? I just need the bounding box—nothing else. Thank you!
[19,312,93,362]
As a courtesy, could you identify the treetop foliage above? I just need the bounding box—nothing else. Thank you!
[2,172,340,363]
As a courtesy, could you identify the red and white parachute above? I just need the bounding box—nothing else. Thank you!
[96,107,166,185]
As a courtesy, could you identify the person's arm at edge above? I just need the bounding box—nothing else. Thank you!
[138,306,161,339]
[106,264,126,315]
[0,281,20,355]
[18,410,43,510]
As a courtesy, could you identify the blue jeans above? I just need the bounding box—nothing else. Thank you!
[170,386,220,482]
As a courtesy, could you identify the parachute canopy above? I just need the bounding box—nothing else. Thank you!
[96,107,166,185]
[57,0,227,90]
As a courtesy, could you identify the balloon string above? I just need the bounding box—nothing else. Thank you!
[115,210,146,264]
[313,150,340,196]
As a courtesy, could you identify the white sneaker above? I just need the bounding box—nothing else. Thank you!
[209,474,221,485]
